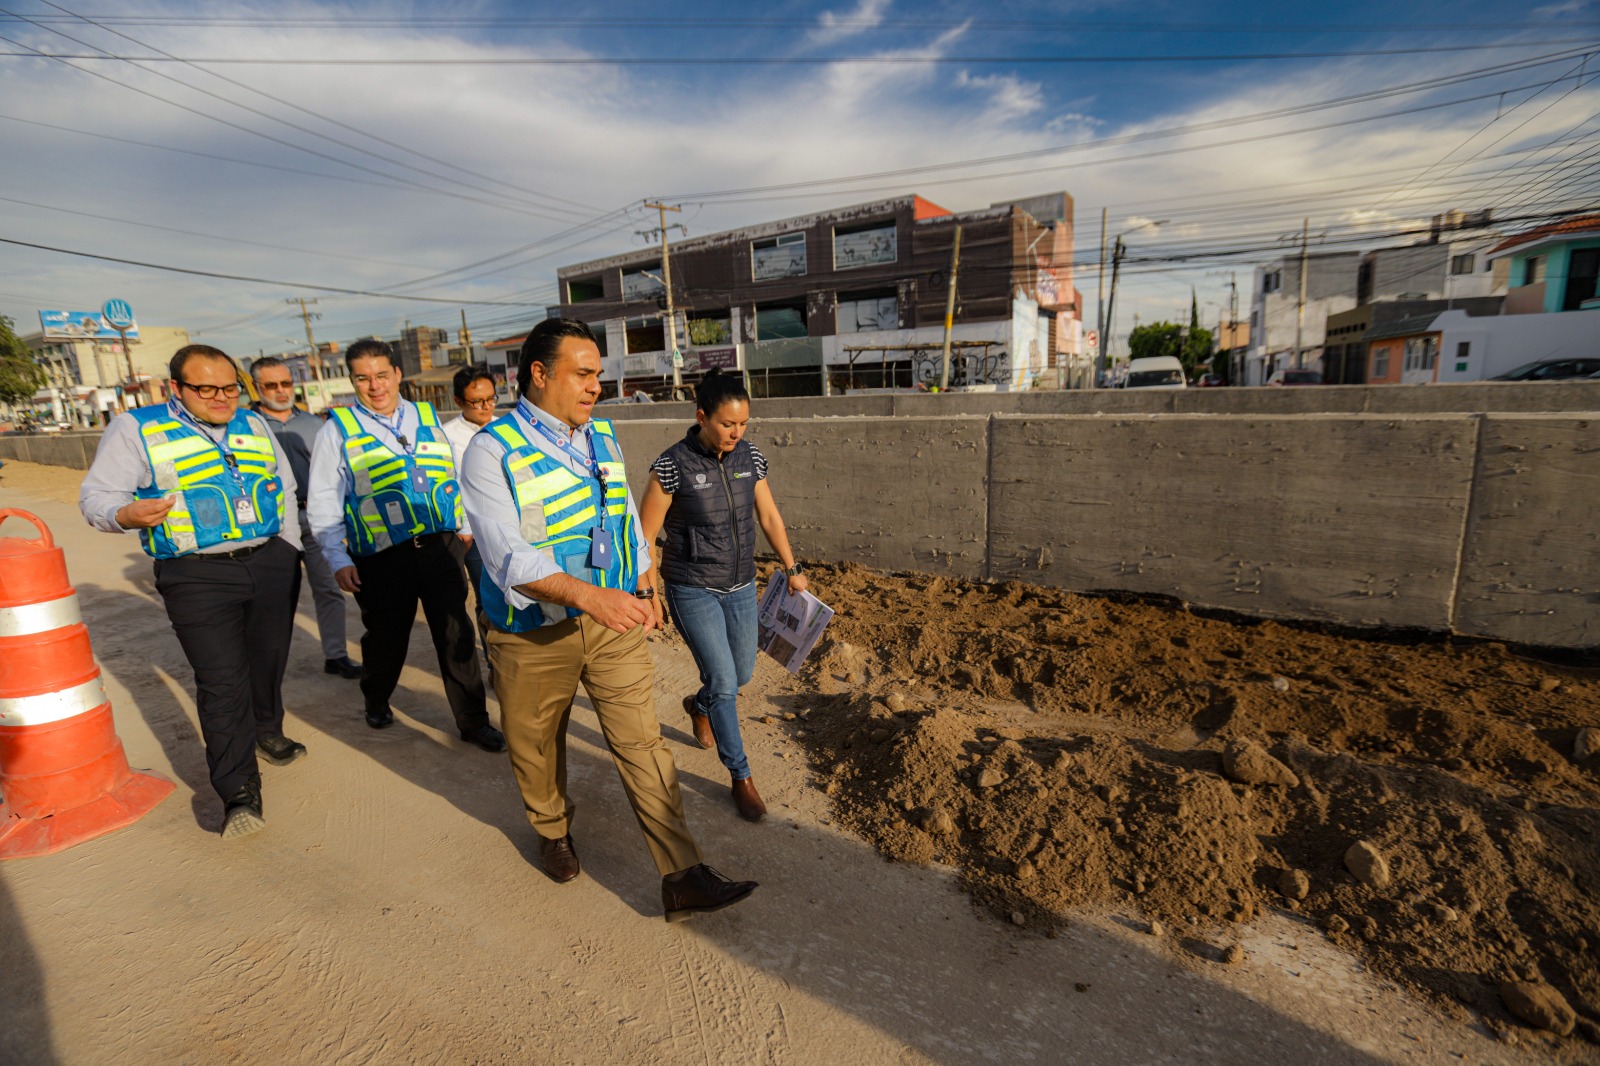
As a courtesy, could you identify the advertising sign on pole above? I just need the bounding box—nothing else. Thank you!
[38,309,140,341]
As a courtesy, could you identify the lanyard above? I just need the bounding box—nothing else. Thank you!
[524,412,606,492]
[173,402,244,489]
[360,403,412,452]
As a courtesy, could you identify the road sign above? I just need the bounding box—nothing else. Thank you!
[101,299,135,329]
[1086,330,1100,349]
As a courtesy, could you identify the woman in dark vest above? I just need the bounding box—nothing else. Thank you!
[639,371,808,823]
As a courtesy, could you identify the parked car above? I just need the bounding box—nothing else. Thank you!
[1488,357,1600,381]
[1266,368,1323,386]
[1120,356,1187,389]
[1196,373,1226,388]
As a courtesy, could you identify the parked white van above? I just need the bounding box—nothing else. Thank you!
[1120,356,1188,389]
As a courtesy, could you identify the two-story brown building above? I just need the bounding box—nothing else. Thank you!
[547,192,1082,397]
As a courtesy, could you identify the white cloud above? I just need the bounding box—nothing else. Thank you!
[809,0,895,47]
[955,71,1045,121]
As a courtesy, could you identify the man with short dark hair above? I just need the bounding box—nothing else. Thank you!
[250,356,362,680]
[305,339,504,752]
[460,317,757,922]
[79,344,303,839]
[441,363,498,661]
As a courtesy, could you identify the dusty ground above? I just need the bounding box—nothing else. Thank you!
[1,458,1594,1065]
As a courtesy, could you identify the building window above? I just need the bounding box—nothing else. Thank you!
[624,316,664,354]
[755,301,807,341]
[567,276,604,303]
[834,221,896,270]
[1524,256,1544,286]
[621,267,664,301]
[1450,253,1474,275]
[1373,348,1389,378]
[1456,341,1470,360]
[687,314,732,346]
[1262,271,1281,294]
[837,292,898,333]
[751,233,806,281]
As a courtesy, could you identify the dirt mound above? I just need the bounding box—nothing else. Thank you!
[779,561,1600,1054]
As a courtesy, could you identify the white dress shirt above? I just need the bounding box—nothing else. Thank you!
[459,399,652,612]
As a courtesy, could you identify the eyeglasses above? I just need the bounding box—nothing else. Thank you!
[178,381,242,399]
[459,398,496,409]
[257,380,294,391]
[352,372,393,386]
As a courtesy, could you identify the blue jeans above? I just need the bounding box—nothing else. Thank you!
[666,582,758,781]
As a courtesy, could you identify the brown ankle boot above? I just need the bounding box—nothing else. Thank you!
[684,695,716,750]
[731,777,767,822]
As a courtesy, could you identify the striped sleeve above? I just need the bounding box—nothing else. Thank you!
[650,453,680,493]
[749,443,768,480]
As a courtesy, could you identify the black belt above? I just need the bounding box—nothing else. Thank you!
[194,541,271,561]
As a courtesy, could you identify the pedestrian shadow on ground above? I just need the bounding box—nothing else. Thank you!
[0,875,60,1066]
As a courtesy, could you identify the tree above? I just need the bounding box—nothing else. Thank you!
[0,315,46,407]
[1128,317,1215,380]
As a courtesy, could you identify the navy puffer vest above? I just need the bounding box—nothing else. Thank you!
[661,426,759,588]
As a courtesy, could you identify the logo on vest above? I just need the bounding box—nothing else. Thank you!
[695,473,707,485]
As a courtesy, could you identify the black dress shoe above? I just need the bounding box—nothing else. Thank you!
[365,706,395,729]
[221,776,265,839]
[256,734,307,766]
[325,656,364,680]
[662,863,758,922]
[460,723,507,753]
[539,834,580,883]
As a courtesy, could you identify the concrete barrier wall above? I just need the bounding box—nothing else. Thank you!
[7,408,1597,648]
[1453,414,1599,648]
[986,415,1478,632]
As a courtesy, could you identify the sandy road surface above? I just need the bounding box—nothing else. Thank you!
[0,461,1548,1064]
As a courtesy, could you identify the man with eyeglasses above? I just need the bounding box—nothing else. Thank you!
[306,339,504,753]
[249,356,363,681]
[440,364,498,660]
[79,344,305,839]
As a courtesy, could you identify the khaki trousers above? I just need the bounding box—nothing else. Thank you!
[487,615,702,876]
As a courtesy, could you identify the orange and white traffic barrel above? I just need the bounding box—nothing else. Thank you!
[0,508,173,859]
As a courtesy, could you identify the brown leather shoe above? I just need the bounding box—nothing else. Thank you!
[662,863,758,922]
[539,833,580,883]
[683,695,716,750]
[731,777,766,822]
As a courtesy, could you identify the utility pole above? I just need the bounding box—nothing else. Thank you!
[1294,217,1308,369]
[288,297,323,382]
[459,308,472,361]
[643,201,684,392]
[1102,235,1125,374]
[939,224,963,391]
[1096,207,1107,383]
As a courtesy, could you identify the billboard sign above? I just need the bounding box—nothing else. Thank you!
[39,309,140,341]
[102,299,136,329]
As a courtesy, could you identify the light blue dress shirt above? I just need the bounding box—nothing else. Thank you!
[78,397,302,553]
[459,398,652,612]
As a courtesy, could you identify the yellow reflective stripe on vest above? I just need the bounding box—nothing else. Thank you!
[492,424,529,450]
[547,485,590,515]
[545,505,597,536]
[530,464,583,499]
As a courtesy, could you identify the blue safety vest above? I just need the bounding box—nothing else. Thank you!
[478,415,636,632]
[130,405,285,559]
[330,402,461,556]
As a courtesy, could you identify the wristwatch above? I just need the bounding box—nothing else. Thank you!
[784,563,804,577]
[634,586,656,600]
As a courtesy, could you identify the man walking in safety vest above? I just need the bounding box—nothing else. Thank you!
[305,339,504,752]
[78,344,304,839]
[459,318,756,921]
[249,356,363,681]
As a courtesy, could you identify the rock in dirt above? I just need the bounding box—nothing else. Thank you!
[1010,911,1026,927]
[1344,840,1391,889]
[1575,727,1600,761]
[884,692,909,713]
[1147,920,1165,937]
[1323,914,1350,935]
[1221,739,1300,787]
[1499,980,1576,1036]
[975,767,1009,789]
[1537,677,1561,693]
[1278,869,1311,900]
[1015,860,1037,881]
[1222,944,1244,965]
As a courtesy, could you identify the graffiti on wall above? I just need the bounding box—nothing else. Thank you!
[909,347,1011,387]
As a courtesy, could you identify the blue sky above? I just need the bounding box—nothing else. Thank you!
[1,0,1596,359]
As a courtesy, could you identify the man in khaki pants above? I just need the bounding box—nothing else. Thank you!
[458,317,756,922]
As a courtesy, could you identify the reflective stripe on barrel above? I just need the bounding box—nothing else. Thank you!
[0,593,82,638]
[0,676,108,727]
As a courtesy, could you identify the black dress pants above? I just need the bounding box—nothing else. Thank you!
[351,532,488,733]
[153,537,300,803]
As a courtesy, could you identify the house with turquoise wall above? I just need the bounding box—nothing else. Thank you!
[1486,213,1600,314]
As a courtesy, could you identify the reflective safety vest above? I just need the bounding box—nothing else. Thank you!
[130,405,285,559]
[330,402,461,556]
[479,415,637,632]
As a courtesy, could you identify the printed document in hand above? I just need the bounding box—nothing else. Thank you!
[756,576,835,674]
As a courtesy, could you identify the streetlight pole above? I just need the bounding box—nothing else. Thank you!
[1101,219,1167,378]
